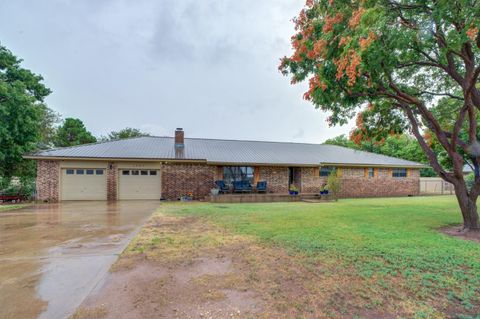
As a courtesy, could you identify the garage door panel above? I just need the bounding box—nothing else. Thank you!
[61,168,107,200]
[119,169,161,200]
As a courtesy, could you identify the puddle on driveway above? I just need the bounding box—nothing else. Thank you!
[0,201,159,319]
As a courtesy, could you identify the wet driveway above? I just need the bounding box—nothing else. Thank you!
[0,201,159,319]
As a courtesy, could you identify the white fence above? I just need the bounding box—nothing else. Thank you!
[419,177,454,195]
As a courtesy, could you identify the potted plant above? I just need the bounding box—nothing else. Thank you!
[289,184,299,195]
[180,192,194,201]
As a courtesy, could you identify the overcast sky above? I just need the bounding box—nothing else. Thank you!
[0,0,352,143]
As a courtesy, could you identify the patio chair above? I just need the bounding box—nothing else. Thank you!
[233,181,253,193]
[242,180,253,193]
[256,181,267,193]
[215,180,230,194]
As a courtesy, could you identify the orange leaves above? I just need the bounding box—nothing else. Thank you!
[323,12,344,33]
[303,75,327,101]
[305,0,314,8]
[349,7,365,29]
[359,31,377,51]
[335,55,348,80]
[307,39,328,60]
[350,131,363,145]
[346,53,361,86]
[424,131,434,146]
[339,36,351,47]
[467,26,478,41]
[335,50,362,86]
[290,35,308,62]
[294,9,307,31]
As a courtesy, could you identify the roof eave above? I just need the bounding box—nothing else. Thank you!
[22,155,207,163]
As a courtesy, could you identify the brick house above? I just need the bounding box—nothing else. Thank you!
[25,129,424,202]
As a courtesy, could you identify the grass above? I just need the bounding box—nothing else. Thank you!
[163,196,480,316]
[0,204,29,212]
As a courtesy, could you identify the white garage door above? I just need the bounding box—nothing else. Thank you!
[61,168,107,200]
[118,169,161,200]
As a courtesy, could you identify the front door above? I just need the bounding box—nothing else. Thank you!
[288,167,301,191]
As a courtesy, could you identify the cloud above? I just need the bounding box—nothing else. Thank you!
[0,0,352,144]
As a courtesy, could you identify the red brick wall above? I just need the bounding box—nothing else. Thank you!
[35,160,421,201]
[161,163,216,200]
[36,160,60,202]
[107,162,117,201]
[258,167,289,193]
[300,167,323,193]
[308,167,420,198]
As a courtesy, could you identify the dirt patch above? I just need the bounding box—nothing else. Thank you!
[74,212,478,319]
[441,225,480,243]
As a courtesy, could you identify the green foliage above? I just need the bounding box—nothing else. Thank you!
[100,127,150,141]
[0,45,52,181]
[325,134,437,177]
[279,0,480,185]
[324,134,357,149]
[170,197,480,314]
[54,118,96,147]
[37,105,60,149]
[465,173,475,191]
[289,184,299,192]
[326,169,341,200]
[0,175,35,196]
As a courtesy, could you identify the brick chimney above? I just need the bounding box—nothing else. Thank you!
[175,128,184,148]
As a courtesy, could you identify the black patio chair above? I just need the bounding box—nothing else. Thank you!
[233,181,253,193]
[256,181,267,193]
[215,180,230,194]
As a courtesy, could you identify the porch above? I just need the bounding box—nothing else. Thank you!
[209,192,332,203]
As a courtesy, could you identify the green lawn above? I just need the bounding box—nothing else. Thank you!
[168,196,480,315]
[0,204,29,212]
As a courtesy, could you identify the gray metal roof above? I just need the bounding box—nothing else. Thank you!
[26,136,425,167]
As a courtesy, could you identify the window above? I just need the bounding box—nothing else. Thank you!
[132,170,139,176]
[141,170,148,176]
[96,169,104,175]
[320,166,335,177]
[66,169,74,175]
[76,169,84,175]
[86,169,94,175]
[392,168,407,178]
[368,167,374,178]
[223,166,254,184]
[122,170,130,175]
[150,170,157,176]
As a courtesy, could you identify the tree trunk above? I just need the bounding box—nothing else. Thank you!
[454,183,480,231]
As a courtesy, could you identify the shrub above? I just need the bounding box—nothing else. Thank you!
[326,170,341,201]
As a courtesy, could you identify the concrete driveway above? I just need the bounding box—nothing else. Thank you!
[0,201,159,319]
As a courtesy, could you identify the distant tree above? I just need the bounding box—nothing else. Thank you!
[279,1,480,230]
[101,127,150,141]
[324,134,358,149]
[54,118,96,147]
[0,45,51,186]
[37,105,61,149]
[326,133,436,177]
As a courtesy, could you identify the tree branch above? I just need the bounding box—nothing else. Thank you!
[398,103,454,183]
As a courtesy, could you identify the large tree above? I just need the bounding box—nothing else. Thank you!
[280,0,480,231]
[54,118,96,147]
[0,45,51,184]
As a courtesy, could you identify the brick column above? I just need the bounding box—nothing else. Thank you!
[36,160,60,202]
[107,162,117,201]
